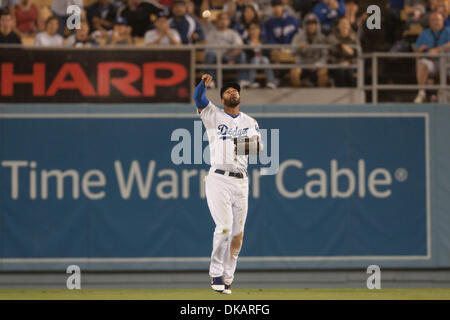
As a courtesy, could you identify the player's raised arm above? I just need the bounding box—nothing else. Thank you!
[193,74,212,113]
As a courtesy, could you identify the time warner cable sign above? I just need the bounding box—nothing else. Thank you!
[0,112,429,263]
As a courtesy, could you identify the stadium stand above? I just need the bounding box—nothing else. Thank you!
[1,0,449,102]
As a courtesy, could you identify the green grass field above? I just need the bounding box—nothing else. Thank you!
[0,288,449,300]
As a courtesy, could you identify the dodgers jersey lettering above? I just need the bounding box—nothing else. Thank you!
[198,101,261,174]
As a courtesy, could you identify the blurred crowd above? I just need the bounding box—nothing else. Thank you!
[0,0,449,91]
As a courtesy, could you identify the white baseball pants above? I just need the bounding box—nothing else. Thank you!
[205,169,249,284]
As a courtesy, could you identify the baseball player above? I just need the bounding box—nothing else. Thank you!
[193,74,263,294]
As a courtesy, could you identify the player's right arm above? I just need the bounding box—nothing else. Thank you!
[193,74,212,113]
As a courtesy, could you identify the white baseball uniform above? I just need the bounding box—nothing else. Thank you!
[199,101,261,284]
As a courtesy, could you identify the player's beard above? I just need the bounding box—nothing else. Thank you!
[224,96,240,108]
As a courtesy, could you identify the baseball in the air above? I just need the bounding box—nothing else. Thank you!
[202,10,211,19]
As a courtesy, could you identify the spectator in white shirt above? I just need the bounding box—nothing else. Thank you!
[144,10,181,45]
[34,16,64,46]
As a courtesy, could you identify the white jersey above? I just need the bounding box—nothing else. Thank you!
[199,101,261,174]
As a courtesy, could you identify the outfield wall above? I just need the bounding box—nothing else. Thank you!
[0,103,449,271]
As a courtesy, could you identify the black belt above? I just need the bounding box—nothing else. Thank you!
[215,169,245,179]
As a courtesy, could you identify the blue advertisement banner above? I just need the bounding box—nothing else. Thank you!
[0,110,430,268]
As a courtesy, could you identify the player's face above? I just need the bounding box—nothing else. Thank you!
[222,88,240,108]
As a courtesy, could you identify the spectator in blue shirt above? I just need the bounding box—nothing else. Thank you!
[263,0,299,79]
[264,0,300,45]
[413,11,450,103]
[168,0,204,44]
[312,0,345,35]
